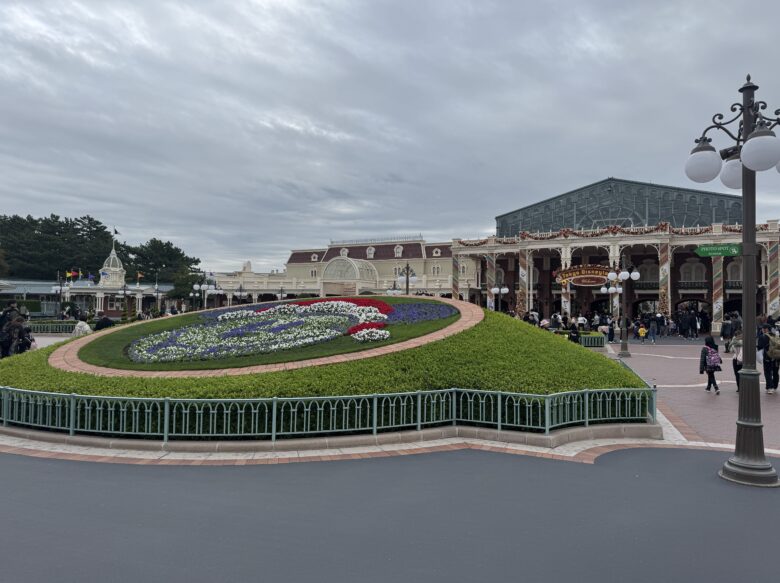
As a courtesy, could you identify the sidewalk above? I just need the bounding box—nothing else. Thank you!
[610,342,780,449]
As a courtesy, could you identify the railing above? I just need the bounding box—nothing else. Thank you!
[677,281,709,289]
[579,334,606,348]
[633,281,659,290]
[725,281,743,289]
[28,322,98,334]
[0,386,655,441]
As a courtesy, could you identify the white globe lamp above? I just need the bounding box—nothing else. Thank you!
[607,271,618,281]
[616,285,623,294]
[685,141,722,183]
[608,286,617,294]
[490,286,500,295]
[741,127,780,171]
[630,271,640,281]
[619,270,630,281]
[501,286,509,294]
[600,286,608,294]
[720,155,743,189]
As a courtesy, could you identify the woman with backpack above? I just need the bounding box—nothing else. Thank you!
[699,335,723,394]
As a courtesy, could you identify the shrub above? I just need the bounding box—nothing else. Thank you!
[0,312,643,399]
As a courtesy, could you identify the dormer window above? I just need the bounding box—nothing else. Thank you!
[311,253,319,262]
[432,248,441,257]
[340,248,349,257]
[366,246,375,259]
[394,245,403,258]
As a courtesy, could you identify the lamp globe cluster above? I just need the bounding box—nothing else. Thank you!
[685,127,780,189]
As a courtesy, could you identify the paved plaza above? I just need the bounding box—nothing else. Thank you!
[0,447,777,583]
[610,341,780,448]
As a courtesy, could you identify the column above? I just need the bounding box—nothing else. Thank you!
[135,294,143,313]
[658,243,672,316]
[559,246,572,317]
[95,293,104,314]
[451,254,460,300]
[608,244,621,319]
[516,250,528,314]
[767,241,780,316]
[485,253,496,310]
[711,255,724,333]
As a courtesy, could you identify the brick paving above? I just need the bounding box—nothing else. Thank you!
[47,296,483,378]
[610,342,780,449]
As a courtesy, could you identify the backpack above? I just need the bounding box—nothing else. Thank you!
[705,347,721,368]
[767,335,780,361]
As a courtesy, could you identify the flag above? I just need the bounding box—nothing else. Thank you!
[78,269,83,279]
[136,271,144,280]
[87,273,95,281]
[99,271,109,278]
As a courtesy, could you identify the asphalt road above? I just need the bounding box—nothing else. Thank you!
[1,448,778,583]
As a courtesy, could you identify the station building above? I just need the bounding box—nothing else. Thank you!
[216,177,779,334]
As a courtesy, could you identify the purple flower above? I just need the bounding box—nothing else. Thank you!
[385,303,458,324]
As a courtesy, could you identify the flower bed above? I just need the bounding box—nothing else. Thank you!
[127,298,457,365]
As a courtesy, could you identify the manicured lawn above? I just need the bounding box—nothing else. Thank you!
[78,296,458,371]
[0,312,645,399]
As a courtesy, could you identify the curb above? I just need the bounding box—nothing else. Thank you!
[0,422,663,454]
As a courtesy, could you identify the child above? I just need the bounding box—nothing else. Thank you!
[638,323,647,344]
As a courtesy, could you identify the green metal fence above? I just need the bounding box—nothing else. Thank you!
[0,386,655,442]
[28,322,98,334]
[579,334,606,348]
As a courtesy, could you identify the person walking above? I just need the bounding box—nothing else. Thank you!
[699,335,722,394]
[720,315,734,353]
[648,318,657,344]
[758,324,780,394]
[731,331,743,392]
[638,323,647,344]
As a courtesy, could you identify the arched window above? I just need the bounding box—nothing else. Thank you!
[394,245,403,258]
[311,253,318,262]
[366,247,375,259]
[310,269,317,278]
[726,260,742,281]
[432,248,441,257]
[432,264,441,276]
[638,261,659,282]
[340,248,349,257]
[680,260,706,282]
[460,264,467,276]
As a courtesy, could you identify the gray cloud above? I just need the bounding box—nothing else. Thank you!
[2,0,779,272]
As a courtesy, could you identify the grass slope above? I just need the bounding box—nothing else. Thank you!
[0,312,644,399]
[78,296,457,371]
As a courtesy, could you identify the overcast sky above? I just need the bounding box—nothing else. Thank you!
[2,1,780,273]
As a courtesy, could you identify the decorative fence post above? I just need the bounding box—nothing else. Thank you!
[69,393,77,436]
[497,393,502,432]
[544,396,550,435]
[372,394,378,436]
[416,391,422,431]
[451,389,457,425]
[650,385,657,423]
[584,390,589,427]
[2,388,8,427]
[271,397,278,442]
[163,398,170,443]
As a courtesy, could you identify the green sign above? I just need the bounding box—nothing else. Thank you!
[695,244,742,257]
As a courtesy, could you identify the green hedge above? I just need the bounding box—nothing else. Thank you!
[0,312,643,399]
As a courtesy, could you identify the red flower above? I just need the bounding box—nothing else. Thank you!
[347,322,387,335]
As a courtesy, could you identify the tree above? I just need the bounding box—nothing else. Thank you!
[117,238,200,284]
[0,248,9,277]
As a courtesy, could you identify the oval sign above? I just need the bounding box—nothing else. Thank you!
[556,265,611,287]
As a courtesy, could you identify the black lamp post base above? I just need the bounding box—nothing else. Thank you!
[618,350,631,358]
[719,458,780,488]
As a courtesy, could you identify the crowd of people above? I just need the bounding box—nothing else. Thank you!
[0,300,34,358]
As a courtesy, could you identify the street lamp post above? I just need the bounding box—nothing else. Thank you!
[601,279,624,343]
[685,76,780,487]
[618,266,640,358]
[490,285,509,312]
[397,263,417,295]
